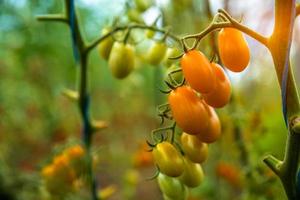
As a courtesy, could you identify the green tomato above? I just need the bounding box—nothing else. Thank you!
[152,142,184,177]
[135,0,153,12]
[180,132,208,163]
[165,64,183,84]
[158,173,188,200]
[108,42,135,79]
[179,157,204,188]
[147,42,167,66]
[163,47,181,67]
[127,9,144,23]
[97,27,114,60]
[145,29,155,39]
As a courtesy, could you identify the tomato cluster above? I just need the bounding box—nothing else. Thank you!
[41,145,88,197]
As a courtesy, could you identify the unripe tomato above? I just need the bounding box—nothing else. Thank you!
[108,42,135,79]
[196,104,221,143]
[168,86,209,135]
[152,142,184,177]
[157,173,188,200]
[97,27,114,60]
[135,0,153,12]
[147,41,168,65]
[163,47,181,68]
[179,157,204,188]
[202,63,231,108]
[165,64,183,84]
[180,50,216,94]
[145,29,155,39]
[180,132,208,163]
[127,9,144,23]
[218,28,250,72]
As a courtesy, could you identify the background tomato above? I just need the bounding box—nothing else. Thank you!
[168,86,209,135]
[97,27,114,60]
[163,47,181,67]
[218,28,250,72]
[179,157,204,188]
[202,63,231,108]
[147,41,168,65]
[180,50,216,94]
[196,104,221,143]
[180,132,208,163]
[152,142,184,177]
[135,0,153,12]
[108,42,135,79]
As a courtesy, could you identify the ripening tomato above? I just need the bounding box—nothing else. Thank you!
[218,28,250,72]
[202,63,231,108]
[152,142,184,177]
[168,86,209,135]
[97,27,114,60]
[196,104,221,143]
[108,42,135,79]
[157,173,188,200]
[147,41,168,65]
[179,157,204,188]
[180,132,208,163]
[180,50,216,94]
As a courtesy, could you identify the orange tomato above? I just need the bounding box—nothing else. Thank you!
[180,50,216,94]
[202,63,231,108]
[216,161,242,188]
[181,132,208,163]
[196,103,221,143]
[218,28,250,72]
[168,86,209,135]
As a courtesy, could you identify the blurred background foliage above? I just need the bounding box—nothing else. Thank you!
[1,0,300,199]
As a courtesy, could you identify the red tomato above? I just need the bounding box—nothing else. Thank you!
[218,28,250,72]
[180,50,216,93]
[168,86,209,135]
[202,63,231,108]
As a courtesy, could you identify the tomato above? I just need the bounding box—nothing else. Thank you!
[97,27,114,60]
[135,0,153,12]
[202,63,231,108]
[216,161,242,188]
[152,141,184,177]
[165,64,183,84]
[180,50,216,94]
[127,9,144,23]
[64,145,87,176]
[145,29,155,39]
[157,173,188,200]
[196,104,221,143]
[180,132,208,163]
[218,28,250,72]
[179,157,204,188]
[163,47,181,68]
[147,41,168,65]
[168,86,209,135]
[108,42,135,79]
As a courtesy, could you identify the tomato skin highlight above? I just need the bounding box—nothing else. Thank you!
[179,157,204,188]
[180,50,216,94]
[97,28,114,60]
[108,42,135,79]
[180,132,208,163]
[157,173,188,200]
[197,104,221,143]
[218,28,250,72]
[147,42,168,65]
[168,86,209,135]
[152,142,184,177]
[202,63,231,108]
